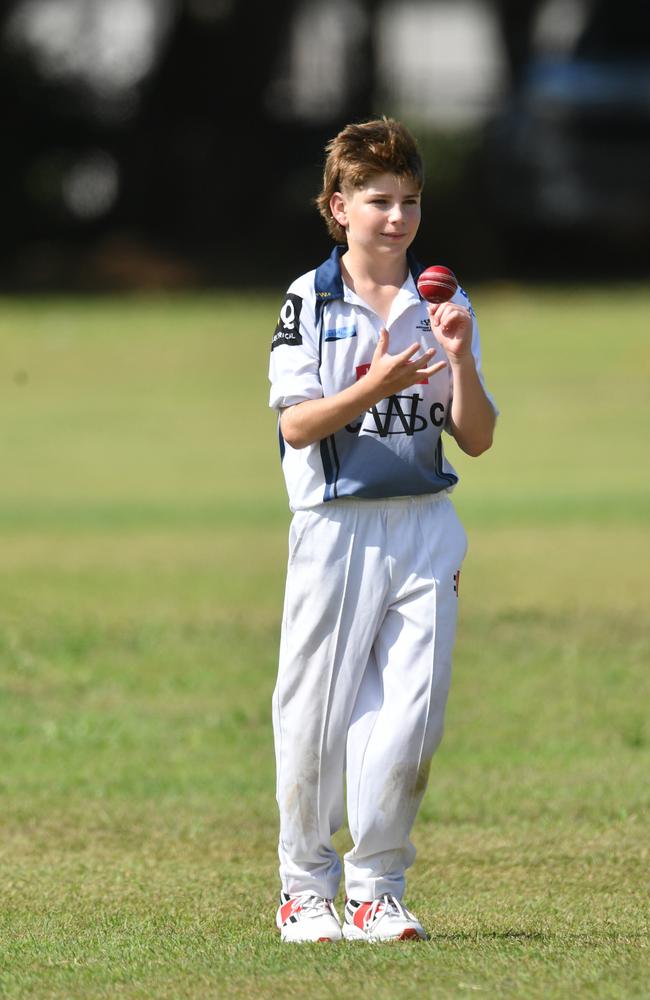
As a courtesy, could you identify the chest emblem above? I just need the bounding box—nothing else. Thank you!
[324,325,357,342]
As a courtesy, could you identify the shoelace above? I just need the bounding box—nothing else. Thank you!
[362,893,408,926]
[290,892,335,916]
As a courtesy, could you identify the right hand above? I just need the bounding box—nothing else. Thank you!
[366,327,447,397]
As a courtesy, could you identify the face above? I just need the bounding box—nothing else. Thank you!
[330,172,421,258]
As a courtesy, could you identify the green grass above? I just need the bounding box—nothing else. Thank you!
[0,286,648,998]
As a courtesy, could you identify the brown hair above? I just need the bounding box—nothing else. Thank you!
[316,117,424,243]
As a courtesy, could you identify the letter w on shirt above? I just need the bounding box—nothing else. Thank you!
[353,363,427,437]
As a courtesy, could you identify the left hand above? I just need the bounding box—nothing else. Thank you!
[428,302,473,363]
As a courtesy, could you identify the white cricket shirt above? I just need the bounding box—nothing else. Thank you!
[269,246,494,511]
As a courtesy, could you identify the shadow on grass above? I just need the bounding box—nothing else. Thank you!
[432,929,547,942]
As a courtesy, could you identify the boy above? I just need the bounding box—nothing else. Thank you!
[268,118,497,942]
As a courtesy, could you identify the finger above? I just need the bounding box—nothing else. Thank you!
[373,327,389,359]
[407,348,436,369]
[416,359,447,378]
[437,304,470,327]
[433,314,469,339]
[428,303,445,326]
[431,301,467,318]
[396,340,422,363]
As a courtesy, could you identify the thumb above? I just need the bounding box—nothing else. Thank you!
[375,327,389,356]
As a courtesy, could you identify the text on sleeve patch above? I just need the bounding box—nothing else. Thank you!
[272,293,304,350]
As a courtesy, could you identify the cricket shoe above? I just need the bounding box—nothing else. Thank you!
[276,891,342,942]
[343,894,428,941]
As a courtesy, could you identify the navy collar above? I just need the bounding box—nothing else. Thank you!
[314,245,426,303]
[314,246,345,303]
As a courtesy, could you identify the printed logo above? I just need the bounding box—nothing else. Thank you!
[365,395,427,437]
[346,394,445,437]
[324,324,357,342]
[416,318,431,332]
[271,293,303,350]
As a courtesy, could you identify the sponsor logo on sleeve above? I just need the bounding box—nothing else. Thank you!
[271,293,303,350]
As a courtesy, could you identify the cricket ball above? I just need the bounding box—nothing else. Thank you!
[417,265,458,304]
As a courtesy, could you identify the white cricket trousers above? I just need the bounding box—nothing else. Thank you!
[273,492,467,902]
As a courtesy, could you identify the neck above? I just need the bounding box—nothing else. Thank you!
[341,246,410,291]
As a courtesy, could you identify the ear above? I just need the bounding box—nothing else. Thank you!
[329,191,348,229]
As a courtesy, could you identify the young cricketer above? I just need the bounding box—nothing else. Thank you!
[268,117,497,942]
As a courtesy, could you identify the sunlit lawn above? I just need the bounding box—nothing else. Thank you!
[0,285,648,998]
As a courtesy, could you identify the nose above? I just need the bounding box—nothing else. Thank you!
[387,201,404,223]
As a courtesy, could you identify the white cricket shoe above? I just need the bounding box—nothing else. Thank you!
[343,894,428,941]
[276,891,342,942]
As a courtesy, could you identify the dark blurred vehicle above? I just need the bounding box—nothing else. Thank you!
[481,0,650,273]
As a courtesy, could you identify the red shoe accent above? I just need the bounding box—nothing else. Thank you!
[398,928,420,940]
[353,901,376,930]
[279,897,302,925]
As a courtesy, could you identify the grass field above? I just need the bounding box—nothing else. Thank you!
[0,285,648,998]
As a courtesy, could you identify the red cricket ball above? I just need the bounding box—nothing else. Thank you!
[417,265,458,304]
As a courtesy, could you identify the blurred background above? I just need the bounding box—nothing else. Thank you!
[1,7,648,993]
[1,0,649,292]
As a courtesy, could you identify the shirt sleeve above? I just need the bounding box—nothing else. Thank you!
[445,287,499,430]
[470,315,499,414]
[268,279,324,411]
